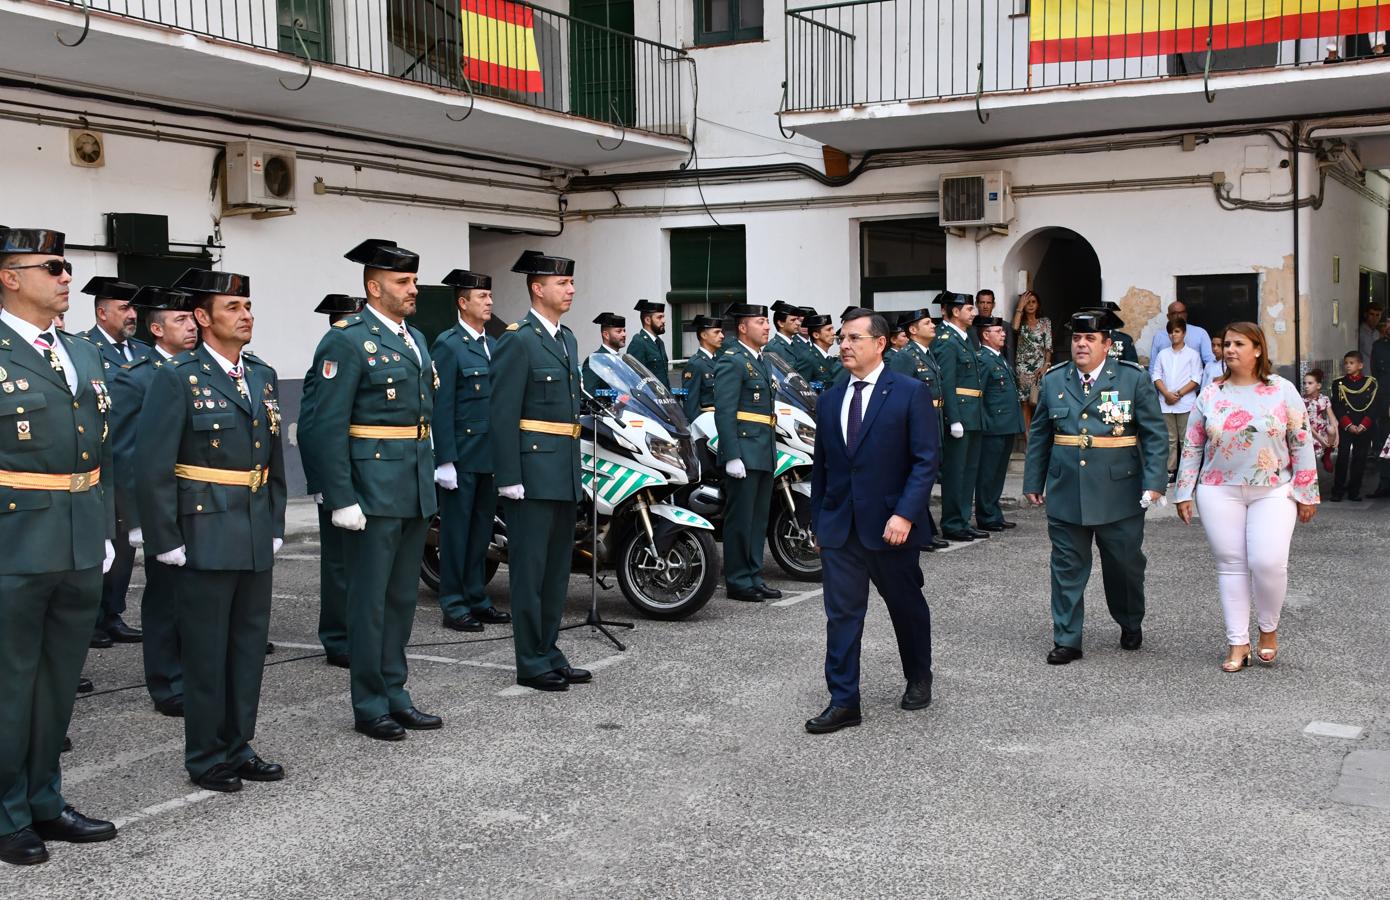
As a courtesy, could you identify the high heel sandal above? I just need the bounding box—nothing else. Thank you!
[1221,645,1252,673]
[1256,630,1278,665]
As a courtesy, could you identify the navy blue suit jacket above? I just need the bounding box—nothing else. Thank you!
[810,367,940,551]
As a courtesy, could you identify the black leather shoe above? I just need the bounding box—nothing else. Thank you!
[999,520,1017,529]
[556,666,592,684]
[517,671,569,692]
[88,631,113,649]
[326,652,350,669]
[1120,627,1142,651]
[194,764,243,792]
[265,642,275,655]
[473,607,512,624]
[968,528,991,539]
[234,755,285,781]
[105,617,143,643]
[977,522,1006,532]
[443,613,484,632]
[1328,492,1344,502]
[1348,494,1363,503]
[62,737,72,753]
[1046,644,1084,665]
[727,587,765,602]
[942,530,975,542]
[33,806,116,844]
[76,677,93,694]
[154,696,184,718]
[756,585,783,600]
[805,705,862,734]
[0,828,48,866]
[901,679,933,710]
[930,538,950,551]
[354,715,407,741]
[391,707,443,730]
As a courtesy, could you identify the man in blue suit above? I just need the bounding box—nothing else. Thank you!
[807,308,940,734]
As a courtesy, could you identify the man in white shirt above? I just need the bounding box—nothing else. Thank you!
[1149,299,1215,374]
[1152,319,1204,480]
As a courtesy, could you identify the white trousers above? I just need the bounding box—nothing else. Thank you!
[1194,484,1297,645]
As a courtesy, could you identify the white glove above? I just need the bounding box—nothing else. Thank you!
[331,504,368,531]
[434,462,459,491]
[1139,491,1168,510]
[102,540,115,574]
[498,483,525,500]
[950,423,965,439]
[128,527,143,549]
[313,492,324,505]
[725,459,747,479]
[273,537,284,555]
[157,546,187,567]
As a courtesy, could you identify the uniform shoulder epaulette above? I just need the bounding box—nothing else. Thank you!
[123,355,151,370]
[76,331,93,342]
[1046,360,1068,373]
[506,322,521,332]
[1118,359,1145,372]
[332,319,349,328]
[170,350,199,366]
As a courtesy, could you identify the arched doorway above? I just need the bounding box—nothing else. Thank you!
[1005,227,1102,362]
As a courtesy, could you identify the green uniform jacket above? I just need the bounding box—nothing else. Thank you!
[432,324,495,474]
[978,347,1025,435]
[488,310,583,502]
[627,329,670,389]
[82,326,151,373]
[713,343,776,472]
[134,346,287,571]
[763,333,808,378]
[803,346,843,389]
[581,344,620,396]
[297,360,323,495]
[299,313,437,519]
[932,325,984,431]
[108,353,170,529]
[1022,359,1168,526]
[1110,331,1139,364]
[680,348,718,420]
[0,323,114,573]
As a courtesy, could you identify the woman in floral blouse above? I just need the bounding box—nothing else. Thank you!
[1012,290,1052,430]
[1174,322,1318,673]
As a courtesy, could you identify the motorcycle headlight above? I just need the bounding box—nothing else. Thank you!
[795,421,817,446]
[646,433,684,469]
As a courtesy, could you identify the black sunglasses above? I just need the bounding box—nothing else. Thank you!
[4,260,73,277]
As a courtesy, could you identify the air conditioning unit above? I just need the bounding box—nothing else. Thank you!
[939,172,1012,227]
[224,141,296,207]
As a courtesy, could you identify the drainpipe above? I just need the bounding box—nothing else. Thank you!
[1291,120,1303,377]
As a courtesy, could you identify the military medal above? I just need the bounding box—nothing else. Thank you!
[263,399,281,435]
[367,357,377,366]
[16,420,31,441]
[386,387,397,401]
[16,379,28,391]
[189,375,198,385]
[432,361,441,391]
[392,353,401,362]
[364,340,378,353]
[0,366,6,381]
[1,383,11,394]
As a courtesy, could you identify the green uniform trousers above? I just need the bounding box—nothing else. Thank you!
[437,473,497,619]
[502,498,575,679]
[176,568,272,780]
[939,430,982,533]
[345,516,428,722]
[723,470,773,592]
[0,568,101,835]
[974,434,1015,528]
[316,503,350,658]
[1046,512,1147,648]
[140,557,183,706]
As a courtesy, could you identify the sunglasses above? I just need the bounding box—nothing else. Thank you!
[4,259,73,277]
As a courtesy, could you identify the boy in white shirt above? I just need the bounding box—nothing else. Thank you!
[1153,318,1203,482]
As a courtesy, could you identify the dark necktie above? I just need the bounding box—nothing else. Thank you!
[114,341,129,362]
[555,331,568,359]
[36,332,69,390]
[847,380,868,452]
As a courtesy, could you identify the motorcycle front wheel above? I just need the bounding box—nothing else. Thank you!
[420,515,500,593]
[768,496,821,581]
[616,528,718,620]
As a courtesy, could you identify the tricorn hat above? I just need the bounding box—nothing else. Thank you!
[593,312,626,328]
[898,308,934,327]
[803,313,833,330]
[130,285,193,311]
[344,239,420,273]
[938,291,972,311]
[1068,309,1123,334]
[770,300,804,320]
[173,268,251,298]
[724,303,769,319]
[891,314,910,333]
[315,294,366,316]
[81,276,139,302]
[1100,301,1127,329]
[511,250,575,277]
[0,227,65,256]
[839,305,871,322]
[441,269,491,291]
[683,315,723,332]
[974,316,1007,329]
[633,299,664,314]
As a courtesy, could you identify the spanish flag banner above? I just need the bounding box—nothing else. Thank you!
[1030,0,1390,63]
[461,0,544,92]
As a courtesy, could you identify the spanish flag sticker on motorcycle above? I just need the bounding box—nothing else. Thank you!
[322,360,338,379]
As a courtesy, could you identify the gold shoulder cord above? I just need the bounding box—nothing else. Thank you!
[1337,378,1379,415]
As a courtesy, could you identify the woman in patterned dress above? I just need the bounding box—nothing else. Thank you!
[1012,290,1051,431]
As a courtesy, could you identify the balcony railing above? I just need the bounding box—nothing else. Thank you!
[60,1,688,137]
[785,0,1390,112]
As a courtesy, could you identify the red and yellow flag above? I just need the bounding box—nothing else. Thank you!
[1030,0,1390,63]
[461,0,544,92]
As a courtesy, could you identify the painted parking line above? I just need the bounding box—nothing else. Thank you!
[272,640,515,671]
[770,588,824,608]
[110,789,219,830]
[495,651,631,697]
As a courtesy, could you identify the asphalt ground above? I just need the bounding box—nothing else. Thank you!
[5,495,1388,899]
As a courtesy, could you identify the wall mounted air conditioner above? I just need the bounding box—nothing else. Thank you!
[224,141,297,208]
[939,172,1012,227]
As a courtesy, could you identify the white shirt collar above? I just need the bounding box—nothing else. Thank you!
[848,362,885,387]
[945,321,968,340]
[983,345,1002,357]
[698,347,714,359]
[739,340,762,360]
[0,307,55,345]
[366,302,405,334]
[458,317,486,342]
[531,308,561,339]
[203,342,242,374]
[817,344,836,358]
[643,328,658,342]
[155,345,176,361]
[96,324,126,346]
[1079,359,1106,380]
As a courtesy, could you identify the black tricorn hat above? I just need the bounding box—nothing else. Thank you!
[1068,309,1123,334]
[974,316,1007,329]
[683,314,723,332]
[593,312,626,328]
[724,303,769,319]
[511,250,575,277]
[803,313,833,329]
[131,285,193,311]
[81,276,139,301]
[938,291,972,311]
[0,227,65,256]
[441,269,491,291]
[899,308,934,327]
[344,239,420,273]
[892,314,910,333]
[1100,301,1127,329]
[839,305,871,322]
[172,268,251,298]
[770,300,804,320]
[633,299,664,314]
[315,294,366,316]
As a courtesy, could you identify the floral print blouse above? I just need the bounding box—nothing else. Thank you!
[1174,376,1320,505]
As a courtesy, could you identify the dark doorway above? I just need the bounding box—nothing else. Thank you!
[1021,228,1101,361]
[859,217,947,314]
[1175,273,1259,340]
[1359,267,1388,320]
[570,0,636,127]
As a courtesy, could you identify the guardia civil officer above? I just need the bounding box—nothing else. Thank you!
[432,269,510,633]
[113,286,200,716]
[581,312,626,394]
[298,293,366,669]
[715,304,781,602]
[886,315,909,360]
[802,313,842,389]
[300,240,441,739]
[489,251,590,692]
[933,292,989,542]
[0,227,117,866]
[80,276,146,646]
[1102,302,1139,364]
[974,316,1024,531]
[627,299,670,388]
[1022,309,1167,664]
[765,301,813,375]
[679,314,723,421]
[136,268,287,791]
[887,309,949,552]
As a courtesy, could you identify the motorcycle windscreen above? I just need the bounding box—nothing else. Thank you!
[586,352,692,437]
[763,353,818,416]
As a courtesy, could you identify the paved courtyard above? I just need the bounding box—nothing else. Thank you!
[6,497,1389,898]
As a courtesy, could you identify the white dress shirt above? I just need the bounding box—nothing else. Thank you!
[366,303,421,365]
[202,342,246,392]
[1152,344,1203,413]
[840,362,885,443]
[739,340,762,360]
[1,307,78,393]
